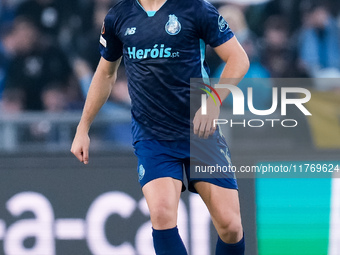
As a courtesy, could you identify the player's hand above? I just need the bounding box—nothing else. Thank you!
[70,129,90,164]
[193,98,220,139]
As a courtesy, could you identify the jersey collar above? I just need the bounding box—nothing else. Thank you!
[135,0,169,17]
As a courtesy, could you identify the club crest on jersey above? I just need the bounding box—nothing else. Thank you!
[165,14,181,35]
[218,15,229,32]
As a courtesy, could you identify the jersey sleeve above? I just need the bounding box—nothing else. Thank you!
[99,11,123,62]
[196,0,234,48]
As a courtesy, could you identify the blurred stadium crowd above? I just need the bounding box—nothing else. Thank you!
[0,0,340,114]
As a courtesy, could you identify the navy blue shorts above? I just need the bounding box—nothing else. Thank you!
[133,132,238,193]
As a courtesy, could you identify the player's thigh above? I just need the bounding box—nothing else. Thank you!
[142,177,183,229]
[194,181,242,236]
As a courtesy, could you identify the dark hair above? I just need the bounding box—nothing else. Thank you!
[300,0,329,14]
[1,16,39,39]
[264,15,289,33]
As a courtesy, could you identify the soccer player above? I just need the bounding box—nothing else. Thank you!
[71,0,249,254]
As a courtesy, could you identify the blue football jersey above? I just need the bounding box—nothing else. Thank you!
[99,0,234,143]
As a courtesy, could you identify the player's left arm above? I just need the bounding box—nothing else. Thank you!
[193,37,249,138]
[213,36,249,102]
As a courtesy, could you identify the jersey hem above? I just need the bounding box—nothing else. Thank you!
[210,33,235,48]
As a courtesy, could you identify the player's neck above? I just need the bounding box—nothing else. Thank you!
[138,0,167,12]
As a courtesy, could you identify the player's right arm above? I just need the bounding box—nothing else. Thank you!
[71,56,122,164]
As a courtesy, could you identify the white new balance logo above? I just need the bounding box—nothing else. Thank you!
[125,27,136,36]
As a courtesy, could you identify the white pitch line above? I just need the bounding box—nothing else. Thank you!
[329,178,340,255]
